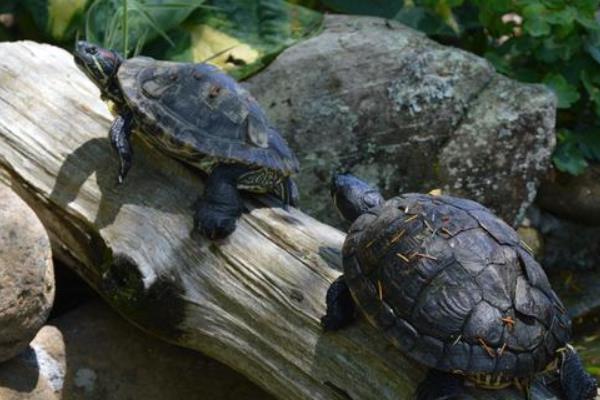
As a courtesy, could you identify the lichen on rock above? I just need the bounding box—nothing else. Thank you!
[245,15,556,226]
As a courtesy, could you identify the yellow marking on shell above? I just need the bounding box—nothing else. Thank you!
[466,373,515,390]
[423,219,434,232]
[477,337,496,358]
[377,281,383,301]
[428,188,443,196]
[441,227,452,235]
[413,252,438,261]
[404,215,418,223]
[520,239,534,254]
[396,252,410,262]
[499,342,507,356]
[500,316,515,330]
[365,237,378,249]
[388,229,406,244]
[451,334,462,346]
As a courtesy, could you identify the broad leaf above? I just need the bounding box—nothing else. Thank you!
[543,74,580,108]
[86,0,202,56]
[145,0,322,79]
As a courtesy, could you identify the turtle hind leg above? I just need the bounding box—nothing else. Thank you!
[194,164,246,240]
[560,345,598,400]
[321,276,356,331]
[415,370,465,400]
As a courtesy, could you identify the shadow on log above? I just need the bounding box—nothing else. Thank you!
[0,41,577,400]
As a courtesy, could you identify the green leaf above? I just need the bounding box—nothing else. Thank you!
[574,132,600,161]
[521,4,551,37]
[543,74,580,108]
[318,0,403,17]
[523,17,551,37]
[394,6,455,36]
[146,0,322,79]
[484,51,510,74]
[585,30,600,64]
[553,137,588,175]
[86,0,203,56]
[581,69,600,116]
[545,7,575,26]
[23,0,89,41]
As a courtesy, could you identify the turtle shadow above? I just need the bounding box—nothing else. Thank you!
[0,346,41,393]
[49,137,299,235]
[49,137,195,230]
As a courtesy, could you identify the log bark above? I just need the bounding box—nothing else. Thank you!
[0,41,571,400]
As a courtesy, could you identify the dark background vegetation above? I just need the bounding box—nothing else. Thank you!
[1,0,599,175]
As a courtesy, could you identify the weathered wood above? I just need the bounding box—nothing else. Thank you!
[0,41,571,400]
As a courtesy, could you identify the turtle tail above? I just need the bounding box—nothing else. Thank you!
[559,344,597,400]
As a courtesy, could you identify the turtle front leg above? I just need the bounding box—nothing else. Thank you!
[194,164,246,240]
[321,275,356,331]
[559,344,597,400]
[415,370,465,400]
[109,112,134,184]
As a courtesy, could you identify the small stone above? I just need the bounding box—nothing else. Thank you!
[0,182,54,363]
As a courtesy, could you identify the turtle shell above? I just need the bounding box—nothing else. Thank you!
[117,57,298,174]
[343,193,571,379]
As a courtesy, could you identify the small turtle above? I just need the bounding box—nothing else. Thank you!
[322,173,597,400]
[73,41,299,239]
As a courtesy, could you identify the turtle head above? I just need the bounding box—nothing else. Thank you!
[331,173,384,224]
[74,41,123,97]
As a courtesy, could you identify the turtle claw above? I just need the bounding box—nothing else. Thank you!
[117,156,131,184]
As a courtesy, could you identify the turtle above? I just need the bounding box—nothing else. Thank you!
[322,173,597,400]
[73,41,299,240]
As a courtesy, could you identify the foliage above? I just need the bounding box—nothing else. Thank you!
[4,0,599,173]
[303,0,600,174]
[6,0,322,79]
[145,0,322,78]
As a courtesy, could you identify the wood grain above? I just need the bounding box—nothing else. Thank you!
[0,41,569,400]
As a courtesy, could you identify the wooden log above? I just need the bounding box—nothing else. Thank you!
[0,41,574,400]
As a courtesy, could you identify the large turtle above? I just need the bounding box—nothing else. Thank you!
[73,41,299,240]
[322,173,597,400]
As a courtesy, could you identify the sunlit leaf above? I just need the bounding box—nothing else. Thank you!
[23,0,88,41]
[144,0,322,79]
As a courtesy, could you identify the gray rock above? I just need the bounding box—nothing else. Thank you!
[527,205,600,271]
[0,183,54,363]
[0,301,272,400]
[537,165,600,226]
[245,15,556,226]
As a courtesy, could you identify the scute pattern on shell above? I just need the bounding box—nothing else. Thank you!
[117,57,299,173]
[343,194,570,377]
